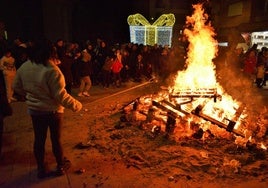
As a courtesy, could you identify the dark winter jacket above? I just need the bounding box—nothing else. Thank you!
[58,54,74,84]
[78,59,92,77]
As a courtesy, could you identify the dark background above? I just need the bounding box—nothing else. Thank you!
[71,0,143,44]
[0,0,151,44]
[0,0,44,42]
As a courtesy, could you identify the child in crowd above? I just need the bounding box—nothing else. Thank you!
[77,50,92,97]
[0,49,17,103]
[102,54,115,88]
[111,49,123,87]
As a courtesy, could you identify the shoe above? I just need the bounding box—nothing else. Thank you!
[10,97,17,102]
[54,158,71,176]
[82,92,90,97]
[77,92,83,97]
[8,97,17,103]
[55,167,65,176]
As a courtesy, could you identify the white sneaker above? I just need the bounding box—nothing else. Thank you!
[82,92,90,97]
[11,97,18,101]
[77,92,83,97]
[10,97,17,102]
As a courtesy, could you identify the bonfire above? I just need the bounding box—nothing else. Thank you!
[122,3,268,151]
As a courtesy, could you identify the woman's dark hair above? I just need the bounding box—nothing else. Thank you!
[29,38,53,66]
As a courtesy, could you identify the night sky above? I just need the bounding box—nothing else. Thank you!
[0,0,43,42]
[72,0,139,43]
[0,0,148,44]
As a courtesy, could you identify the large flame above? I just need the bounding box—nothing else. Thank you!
[169,3,246,138]
[173,4,218,90]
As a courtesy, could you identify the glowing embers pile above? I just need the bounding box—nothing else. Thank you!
[122,91,267,152]
[122,91,247,140]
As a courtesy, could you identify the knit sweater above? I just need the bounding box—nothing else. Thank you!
[13,60,82,113]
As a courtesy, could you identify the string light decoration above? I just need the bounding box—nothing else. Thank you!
[127,13,175,47]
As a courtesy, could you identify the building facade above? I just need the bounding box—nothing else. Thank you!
[210,0,268,49]
[147,0,268,49]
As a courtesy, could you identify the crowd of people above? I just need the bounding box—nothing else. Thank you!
[226,43,268,88]
[0,37,185,101]
[1,35,267,103]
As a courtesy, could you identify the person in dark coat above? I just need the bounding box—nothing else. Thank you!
[77,50,92,97]
[58,44,74,94]
[101,55,115,88]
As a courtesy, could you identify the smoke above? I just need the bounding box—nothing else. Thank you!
[215,52,266,120]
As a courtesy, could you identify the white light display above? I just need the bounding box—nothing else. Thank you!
[127,13,175,47]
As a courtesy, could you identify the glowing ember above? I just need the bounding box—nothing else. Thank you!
[260,143,267,150]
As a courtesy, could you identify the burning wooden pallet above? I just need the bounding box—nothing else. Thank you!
[123,88,246,138]
[169,88,221,102]
[152,99,245,138]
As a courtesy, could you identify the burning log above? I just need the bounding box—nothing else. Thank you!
[166,111,176,134]
[192,128,204,139]
[146,108,154,122]
[169,88,222,102]
[122,88,248,140]
[192,105,245,138]
[151,96,246,138]
[152,100,189,118]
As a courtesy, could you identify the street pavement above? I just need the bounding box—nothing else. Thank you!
[0,80,159,188]
[1,79,268,188]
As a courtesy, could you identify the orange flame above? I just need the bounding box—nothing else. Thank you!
[260,143,267,150]
[172,4,218,90]
[170,3,247,139]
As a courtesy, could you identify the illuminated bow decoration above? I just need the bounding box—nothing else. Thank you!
[127,13,175,26]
